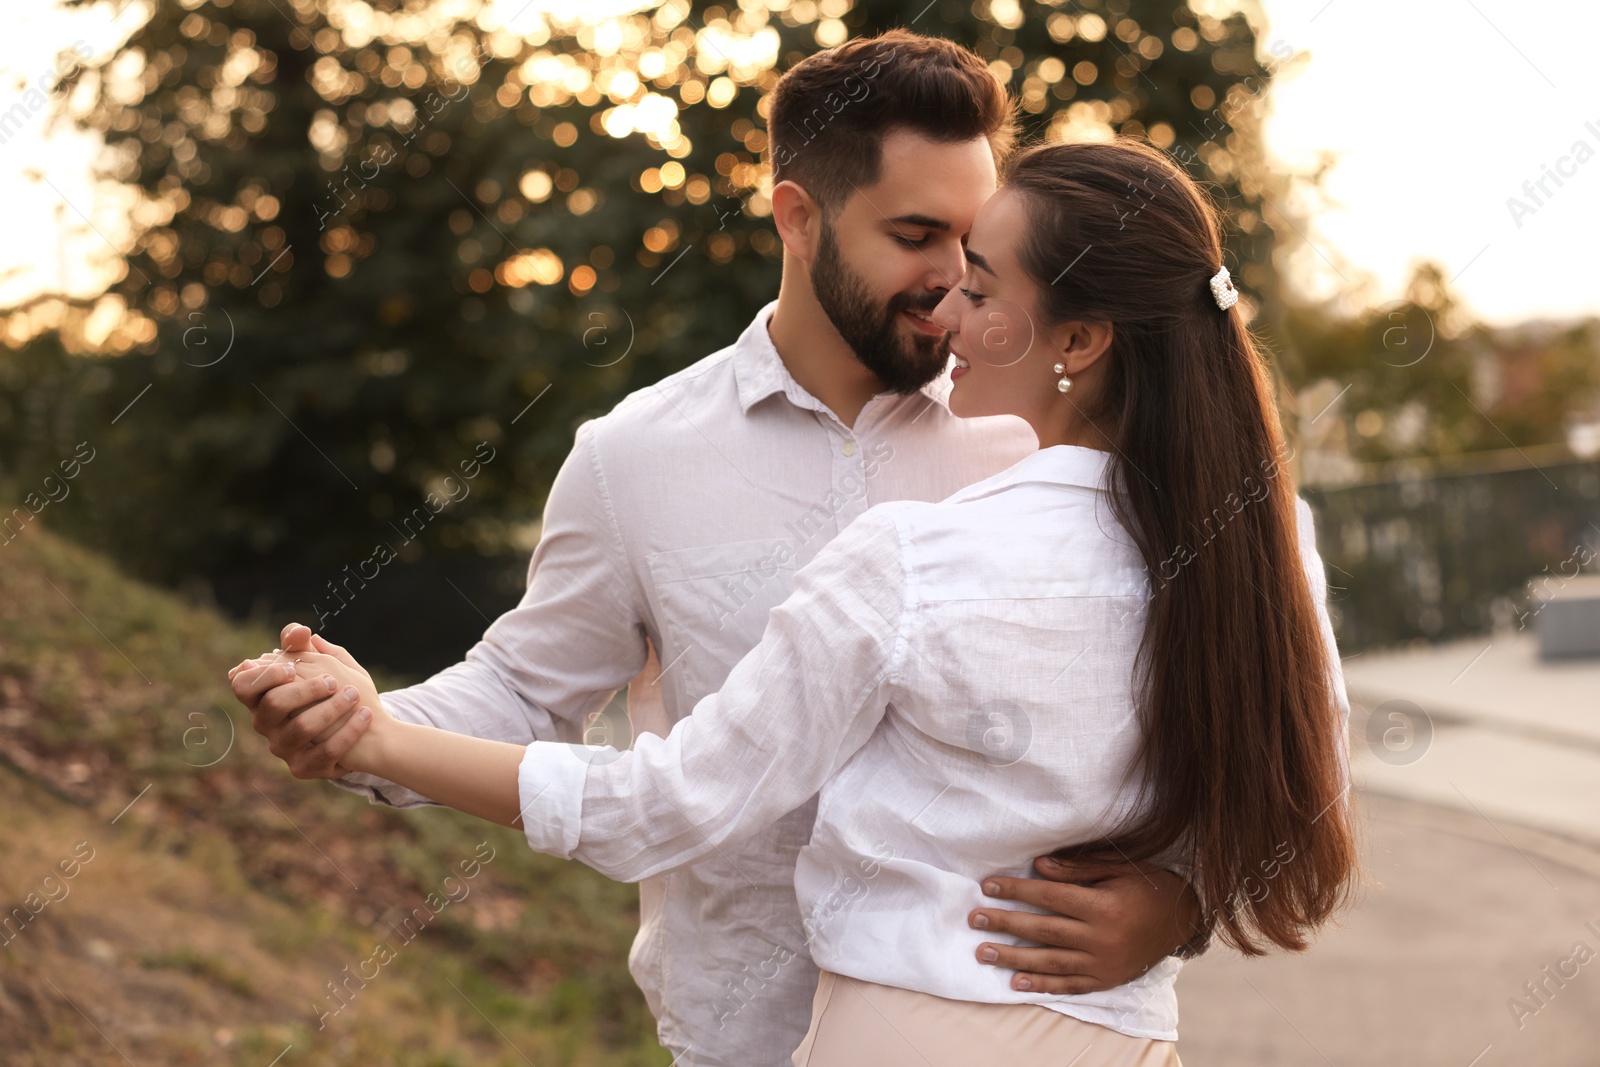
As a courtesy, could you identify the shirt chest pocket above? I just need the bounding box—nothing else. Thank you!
[645,538,800,714]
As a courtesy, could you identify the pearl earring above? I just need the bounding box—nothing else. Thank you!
[1053,362,1073,394]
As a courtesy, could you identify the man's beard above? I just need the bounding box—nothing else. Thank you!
[811,221,951,395]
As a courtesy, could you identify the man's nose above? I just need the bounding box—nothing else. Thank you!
[925,239,966,292]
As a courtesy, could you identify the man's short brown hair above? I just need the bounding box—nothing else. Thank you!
[765,29,1020,214]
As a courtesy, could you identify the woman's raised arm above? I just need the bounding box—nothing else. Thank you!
[303,507,910,880]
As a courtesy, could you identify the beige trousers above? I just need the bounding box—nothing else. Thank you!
[790,970,1182,1067]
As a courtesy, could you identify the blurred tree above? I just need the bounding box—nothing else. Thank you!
[1489,320,1600,448]
[12,0,1286,666]
[1286,261,1600,466]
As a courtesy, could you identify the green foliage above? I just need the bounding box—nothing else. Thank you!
[9,0,1282,610]
[1287,262,1600,464]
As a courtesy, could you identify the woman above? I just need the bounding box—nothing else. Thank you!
[270,138,1357,1065]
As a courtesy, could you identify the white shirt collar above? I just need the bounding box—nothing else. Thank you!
[732,299,957,416]
[1021,444,1115,490]
[946,444,1115,503]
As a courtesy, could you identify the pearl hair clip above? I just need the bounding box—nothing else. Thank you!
[1209,266,1239,311]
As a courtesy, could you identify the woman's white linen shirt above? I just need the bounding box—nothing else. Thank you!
[518,443,1346,1041]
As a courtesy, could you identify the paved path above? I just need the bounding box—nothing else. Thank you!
[1343,633,1600,845]
[1175,634,1600,1066]
[1176,793,1600,1066]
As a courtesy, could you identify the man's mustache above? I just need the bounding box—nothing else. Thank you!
[889,294,946,318]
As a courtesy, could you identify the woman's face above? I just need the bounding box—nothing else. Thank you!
[929,188,1056,423]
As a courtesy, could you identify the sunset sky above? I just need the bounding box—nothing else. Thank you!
[1257,0,1599,325]
[1,0,1594,329]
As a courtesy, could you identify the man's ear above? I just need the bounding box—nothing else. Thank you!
[770,179,823,263]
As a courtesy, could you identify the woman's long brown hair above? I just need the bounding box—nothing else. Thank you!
[1005,138,1357,955]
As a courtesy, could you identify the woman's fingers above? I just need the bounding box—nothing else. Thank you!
[232,657,297,711]
[309,632,361,671]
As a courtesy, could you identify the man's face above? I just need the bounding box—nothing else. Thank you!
[809,129,998,394]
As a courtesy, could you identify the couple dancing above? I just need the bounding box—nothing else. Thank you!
[228,29,1355,1067]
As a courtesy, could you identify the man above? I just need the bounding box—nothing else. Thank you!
[230,29,1200,1067]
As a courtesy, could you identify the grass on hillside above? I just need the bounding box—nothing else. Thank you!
[0,524,670,1066]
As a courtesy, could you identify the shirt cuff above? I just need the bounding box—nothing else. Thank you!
[330,771,441,809]
[516,742,592,859]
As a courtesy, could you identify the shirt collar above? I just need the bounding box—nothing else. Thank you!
[1036,444,1113,489]
[950,443,1115,502]
[1031,444,1115,490]
[733,299,958,416]
[732,300,789,413]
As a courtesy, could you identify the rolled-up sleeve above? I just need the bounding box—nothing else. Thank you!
[517,508,909,879]
[334,420,649,808]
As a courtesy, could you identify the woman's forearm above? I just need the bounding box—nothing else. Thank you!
[352,712,529,829]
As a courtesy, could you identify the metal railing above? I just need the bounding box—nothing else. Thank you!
[1302,449,1600,652]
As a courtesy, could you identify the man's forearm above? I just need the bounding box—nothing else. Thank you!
[352,713,529,829]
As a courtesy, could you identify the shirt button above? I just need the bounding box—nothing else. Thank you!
[842,440,856,457]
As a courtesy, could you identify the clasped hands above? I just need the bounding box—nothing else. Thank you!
[227,623,391,779]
